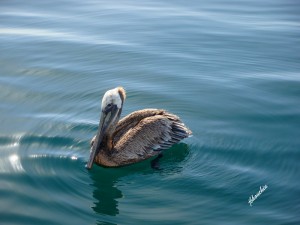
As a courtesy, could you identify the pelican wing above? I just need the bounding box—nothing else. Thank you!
[113,109,165,141]
[113,110,191,165]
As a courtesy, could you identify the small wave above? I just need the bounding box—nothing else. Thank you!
[0,134,86,148]
[0,28,133,46]
[0,133,89,174]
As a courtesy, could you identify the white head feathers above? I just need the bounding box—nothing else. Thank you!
[101,87,126,109]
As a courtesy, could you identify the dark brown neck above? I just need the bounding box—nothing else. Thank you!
[105,103,124,152]
[104,114,120,151]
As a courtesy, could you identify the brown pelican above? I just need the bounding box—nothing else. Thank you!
[86,87,192,169]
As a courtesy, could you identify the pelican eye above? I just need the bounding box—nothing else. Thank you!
[104,103,115,114]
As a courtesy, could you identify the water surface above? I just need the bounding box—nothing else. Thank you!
[0,0,300,224]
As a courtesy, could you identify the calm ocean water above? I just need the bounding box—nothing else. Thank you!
[0,0,299,224]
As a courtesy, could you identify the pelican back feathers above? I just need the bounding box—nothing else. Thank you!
[94,109,192,167]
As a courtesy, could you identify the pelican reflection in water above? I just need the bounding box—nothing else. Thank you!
[86,87,192,169]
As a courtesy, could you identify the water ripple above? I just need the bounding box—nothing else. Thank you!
[0,28,133,46]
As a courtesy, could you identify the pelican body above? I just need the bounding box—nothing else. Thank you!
[86,87,192,169]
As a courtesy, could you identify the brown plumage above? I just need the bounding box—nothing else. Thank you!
[86,87,192,169]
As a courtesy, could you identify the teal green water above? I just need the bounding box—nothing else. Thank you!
[1,0,300,224]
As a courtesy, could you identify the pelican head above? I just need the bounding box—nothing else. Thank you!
[86,87,126,169]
